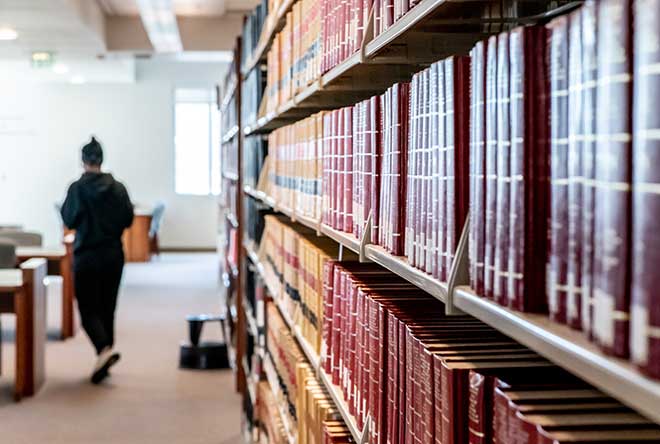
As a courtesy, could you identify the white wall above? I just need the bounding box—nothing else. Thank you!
[0,59,227,248]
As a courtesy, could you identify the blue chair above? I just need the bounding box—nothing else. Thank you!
[149,202,166,256]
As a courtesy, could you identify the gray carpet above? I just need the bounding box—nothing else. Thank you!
[0,253,242,444]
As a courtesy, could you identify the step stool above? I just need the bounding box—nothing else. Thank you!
[179,314,230,370]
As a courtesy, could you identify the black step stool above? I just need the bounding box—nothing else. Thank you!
[179,314,230,370]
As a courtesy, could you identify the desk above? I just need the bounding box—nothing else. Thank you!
[16,241,75,340]
[0,259,47,400]
[122,209,153,262]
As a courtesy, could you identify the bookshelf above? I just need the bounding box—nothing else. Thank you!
[224,0,660,442]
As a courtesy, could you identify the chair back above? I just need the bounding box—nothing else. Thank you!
[0,230,43,247]
[149,202,166,238]
[0,239,17,268]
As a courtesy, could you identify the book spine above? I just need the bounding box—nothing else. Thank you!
[566,10,584,330]
[548,15,570,324]
[631,0,660,378]
[406,73,419,265]
[345,107,354,232]
[454,56,472,275]
[371,96,382,244]
[580,0,598,337]
[467,371,493,444]
[593,0,633,358]
[445,57,457,278]
[429,63,440,279]
[494,33,511,307]
[436,64,447,281]
[432,356,442,444]
[484,35,499,300]
[322,260,335,374]
[471,42,487,295]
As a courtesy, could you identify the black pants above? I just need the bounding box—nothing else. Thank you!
[74,248,124,355]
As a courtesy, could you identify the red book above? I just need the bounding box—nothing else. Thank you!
[345,107,354,232]
[566,10,584,330]
[322,260,337,374]
[508,25,550,313]
[593,0,632,358]
[470,41,487,295]
[428,63,440,278]
[421,68,430,272]
[370,96,382,245]
[446,56,471,281]
[436,64,447,281]
[547,15,570,324]
[493,33,510,307]
[406,74,418,266]
[580,0,598,337]
[484,35,498,300]
[337,108,345,231]
[631,0,660,378]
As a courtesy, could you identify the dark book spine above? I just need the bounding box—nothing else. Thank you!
[581,0,598,336]
[508,26,550,313]
[484,35,499,300]
[548,15,570,324]
[593,0,633,358]
[631,0,660,378]
[454,56,472,276]
[567,10,584,330]
[470,41,487,296]
[494,32,511,307]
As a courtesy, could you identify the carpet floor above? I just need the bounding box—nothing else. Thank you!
[0,253,242,444]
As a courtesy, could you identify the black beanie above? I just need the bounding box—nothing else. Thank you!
[82,136,103,166]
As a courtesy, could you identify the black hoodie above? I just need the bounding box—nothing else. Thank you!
[61,172,134,258]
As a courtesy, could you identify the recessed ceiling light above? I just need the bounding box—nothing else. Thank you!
[0,27,18,41]
[53,63,69,74]
[70,75,86,84]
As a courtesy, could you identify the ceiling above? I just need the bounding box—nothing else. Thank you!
[98,0,255,16]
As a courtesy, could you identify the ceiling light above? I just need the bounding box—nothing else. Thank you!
[0,27,18,41]
[53,63,69,74]
[70,75,86,85]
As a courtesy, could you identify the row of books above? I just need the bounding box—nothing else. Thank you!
[259,215,352,356]
[269,113,324,220]
[372,0,420,38]
[244,135,268,191]
[468,0,660,379]
[264,301,355,443]
[221,135,239,179]
[242,65,266,128]
[265,0,323,114]
[297,363,353,444]
[321,261,660,444]
[267,69,467,276]
[320,0,370,74]
[256,380,290,444]
[241,0,269,70]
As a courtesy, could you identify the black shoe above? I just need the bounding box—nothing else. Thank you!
[91,350,121,384]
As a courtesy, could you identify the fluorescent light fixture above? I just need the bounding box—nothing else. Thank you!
[136,0,183,53]
[53,63,69,74]
[0,27,18,41]
[70,75,86,84]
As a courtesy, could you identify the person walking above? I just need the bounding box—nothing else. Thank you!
[61,137,134,384]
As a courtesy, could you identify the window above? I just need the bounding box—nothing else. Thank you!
[174,88,221,195]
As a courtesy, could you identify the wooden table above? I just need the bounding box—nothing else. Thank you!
[0,258,47,400]
[122,209,153,263]
[16,241,75,340]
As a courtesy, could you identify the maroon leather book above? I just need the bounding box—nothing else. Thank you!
[470,41,487,296]
[566,9,584,330]
[427,63,439,276]
[396,83,411,256]
[548,15,570,325]
[484,35,499,300]
[631,0,660,378]
[593,0,633,358]
[436,64,447,281]
[406,71,420,267]
[580,0,598,337]
[508,25,550,313]
[337,108,346,231]
[370,96,382,245]
[345,107,354,232]
[323,112,332,226]
[323,260,337,374]
[494,33,511,307]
